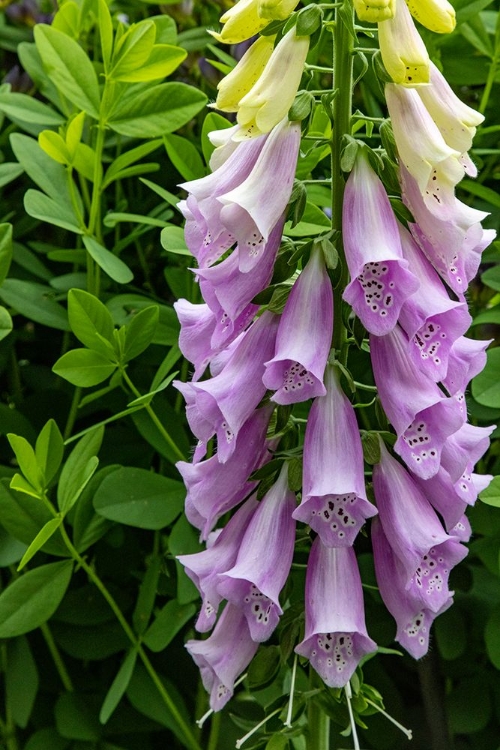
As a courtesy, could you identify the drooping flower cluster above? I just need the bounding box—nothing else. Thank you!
[173,0,494,719]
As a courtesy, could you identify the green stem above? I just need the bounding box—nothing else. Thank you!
[63,386,82,440]
[121,368,186,460]
[57,524,202,750]
[331,0,354,362]
[207,710,221,750]
[40,622,74,692]
[307,669,330,750]
[478,53,498,115]
[1,644,19,750]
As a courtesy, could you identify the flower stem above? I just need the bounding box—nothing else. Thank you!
[331,0,354,362]
[307,669,330,750]
[40,622,74,692]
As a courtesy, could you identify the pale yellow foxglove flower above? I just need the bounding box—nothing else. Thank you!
[236,27,309,139]
[378,0,430,85]
[405,0,456,33]
[258,0,301,20]
[214,36,275,112]
[209,0,269,45]
[353,0,395,22]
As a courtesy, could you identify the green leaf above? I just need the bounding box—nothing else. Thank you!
[57,427,104,515]
[7,434,43,493]
[480,475,500,508]
[123,306,159,362]
[108,82,207,137]
[143,600,196,652]
[126,665,191,743]
[0,560,73,638]
[82,236,134,284]
[0,91,64,127]
[0,223,13,288]
[461,178,500,208]
[0,306,13,342]
[0,479,66,555]
[169,514,202,604]
[100,649,138,724]
[106,293,179,345]
[35,419,64,485]
[68,288,116,357]
[110,21,156,80]
[55,692,101,741]
[163,133,205,181]
[93,467,184,529]
[102,139,162,188]
[72,466,116,553]
[0,279,70,331]
[24,728,69,750]
[34,25,100,117]
[160,225,190,256]
[132,555,161,635]
[481,264,500,292]
[0,162,24,188]
[114,44,187,82]
[17,516,63,571]
[53,349,117,387]
[39,130,71,164]
[98,0,113,72]
[5,636,39,729]
[485,608,500,669]
[24,189,83,234]
[10,133,74,205]
[471,347,500,407]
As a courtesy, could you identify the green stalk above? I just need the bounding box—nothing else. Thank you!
[331,0,354,363]
[40,622,74,692]
[307,669,330,750]
[57,524,202,750]
[121,368,186,461]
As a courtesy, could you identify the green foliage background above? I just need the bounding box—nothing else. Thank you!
[0,1,499,748]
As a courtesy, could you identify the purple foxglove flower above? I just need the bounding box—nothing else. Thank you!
[342,149,419,335]
[295,539,377,687]
[378,0,430,85]
[180,134,267,267]
[400,164,495,294]
[178,496,259,631]
[174,300,216,381]
[417,62,484,157]
[176,405,274,538]
[443,336,491,395]
[186,603,259,711]
[292,365,377,544]
[216,463,296,642]
[385,83,464,218]
[174,311,279,462]
[197,217,283,343]
[397,223,471,382]
[263,246,333,404]
[373,441,467,614]
[370,326,464,478]
[218,118,301,271]
[440,422,495,483]
[449,514,472,543]
[413,466,469,532]
[371,516,453,659]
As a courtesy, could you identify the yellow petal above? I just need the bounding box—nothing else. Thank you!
[405,0,456,34]
[214,0,269,44]
[258,0,301,20]
[378,0,429,85]
[353,0,395,22]
[215,36,275,112]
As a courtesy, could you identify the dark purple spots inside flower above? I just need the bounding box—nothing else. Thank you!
[282,361,315,393]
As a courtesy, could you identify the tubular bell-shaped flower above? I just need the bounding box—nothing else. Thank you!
[417,62,484,158]
[443,336,491,395]
[370,325,464,478]
[372,516,453,659]
[378,0,430,85]
[397,223,471,382]
[236,28,310,138]
[295,539,377,687]
[440,422,495,483]
[209,0,269,45]
[373,441,468,613]
[293,365,377,545]
[263,246,333,404]
[354,0,395,22]
[405,0,456,34]
[186,603,259,711]
[219,118,301,270]
[176,405,274,538]
[385,83,464,217]
[179,134,267,267]
[342,148,419,335]
[217,463,296,642]
[174,300,216,381]
[174,311,279,463]
[178,496,259,631]
[214,35,275,113]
